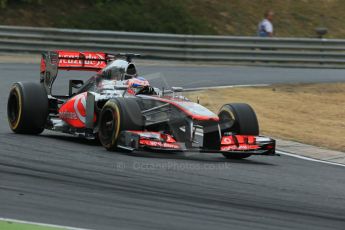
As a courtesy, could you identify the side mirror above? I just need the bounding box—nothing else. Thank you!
[114,85,129,91]
[69,80,84,96]
[171,87,184,92]
[171,87,184,98]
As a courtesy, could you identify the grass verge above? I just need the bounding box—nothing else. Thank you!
[186,83,345,152]
[0,220,66,230]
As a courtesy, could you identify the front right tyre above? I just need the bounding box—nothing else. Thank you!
[218,103,259,159]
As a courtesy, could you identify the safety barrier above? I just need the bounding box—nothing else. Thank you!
[0,25,345,67]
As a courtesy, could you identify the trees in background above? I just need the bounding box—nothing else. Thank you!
[1,0,43,8]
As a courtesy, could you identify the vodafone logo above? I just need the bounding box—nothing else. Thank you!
[59,54,104,67]
[139,140,180,149]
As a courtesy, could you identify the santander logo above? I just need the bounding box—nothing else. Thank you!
[59,92,96,128]
[73,93,87,123]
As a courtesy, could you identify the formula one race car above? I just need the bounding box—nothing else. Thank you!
[7,50,276,159]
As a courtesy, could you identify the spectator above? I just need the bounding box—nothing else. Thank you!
[258,10,274,37]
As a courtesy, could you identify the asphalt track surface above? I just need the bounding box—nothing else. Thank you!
[1,63,345,230]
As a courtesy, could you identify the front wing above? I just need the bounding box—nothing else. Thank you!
[117,131,276,156]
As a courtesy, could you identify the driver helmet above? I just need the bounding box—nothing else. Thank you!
[127,76,150,88]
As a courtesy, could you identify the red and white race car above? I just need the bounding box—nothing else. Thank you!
[7,50,276,159]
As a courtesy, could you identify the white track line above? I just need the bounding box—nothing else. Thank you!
[184,84,269,92]
[0,217,92,230]
[277,150,345,167]
[195,133,345,167]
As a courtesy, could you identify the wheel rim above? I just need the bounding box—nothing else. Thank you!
[219,109,239,133]
[99,106,120,148]
[101,109,115,138]
[7,89,21,129]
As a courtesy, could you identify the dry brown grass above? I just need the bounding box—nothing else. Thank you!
[186,0,345,38]
[186,83,345,152]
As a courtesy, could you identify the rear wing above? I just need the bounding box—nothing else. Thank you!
[42,50,108,72]
[40,50,140,95]
[40,50,111,95]
[40,50,108,95]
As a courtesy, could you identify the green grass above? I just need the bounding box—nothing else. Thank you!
[0,220,67,230]
[0,0,214,35]
[60,0,213,34]
[1,0,345,38]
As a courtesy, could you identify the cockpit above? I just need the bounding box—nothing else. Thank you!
[101,59,138,81]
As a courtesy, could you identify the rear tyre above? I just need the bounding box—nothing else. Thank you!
[218,103,259,159]
[7,82,48,134]
[98,98,143,151]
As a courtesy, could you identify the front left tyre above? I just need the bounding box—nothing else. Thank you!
[98,98,143,151]
[7,82,48,134]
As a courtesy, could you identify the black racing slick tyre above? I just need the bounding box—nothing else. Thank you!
[218,103,259,159]
[98,98,143,151]
[7,82,48,134]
